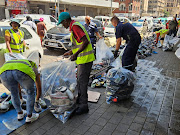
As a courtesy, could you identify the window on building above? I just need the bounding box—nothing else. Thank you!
[119,3,126,11]
[129,4,132,11]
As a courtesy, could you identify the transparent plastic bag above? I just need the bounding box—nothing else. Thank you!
[106,67,135,104]
[163,35,179,51]
[94,39,114,65]
[41,57,77,123]
[4,53,26,61]
[175,47,180,59]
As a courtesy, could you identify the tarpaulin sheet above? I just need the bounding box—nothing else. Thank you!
[0,105,47,135]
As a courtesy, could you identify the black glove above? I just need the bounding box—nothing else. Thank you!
[114,50,119,58]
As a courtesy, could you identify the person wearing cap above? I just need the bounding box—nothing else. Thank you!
[5,19,28,54]
[84,16,103,52]
[0,59,41,123]
[111,16,141,71]
[57,12,95,115]
[23,16,37,31]
[37,18,47,46]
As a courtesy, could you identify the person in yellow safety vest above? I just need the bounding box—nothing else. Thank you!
[0,60,41,123]
[57,12,95,115]
[155,29,169,46]
[5,19,29,54]
[4,19,46,112]
[178,19,180,28]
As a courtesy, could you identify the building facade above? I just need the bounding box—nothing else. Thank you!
[148,0,165,17]
[0,0,5,20]
[140,0,149,16]
[165,0,180,17]
[27,0,119,17]
[113,0,141,19]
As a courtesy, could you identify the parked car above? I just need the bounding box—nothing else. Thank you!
[118,17,132,24]
[132,22,144,34]
[95,16,111,25]
[0,22,43,67]
[44,18,104,50]
[15,14,58,30]
[138,17,153,30]
[104,23,115,37]
[104,17,132,37]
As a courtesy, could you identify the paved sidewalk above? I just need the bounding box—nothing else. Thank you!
[10,49,180,135]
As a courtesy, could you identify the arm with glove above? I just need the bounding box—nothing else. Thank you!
[114,38,121,58]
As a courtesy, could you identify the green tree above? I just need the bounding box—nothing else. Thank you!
[164,10,170,17]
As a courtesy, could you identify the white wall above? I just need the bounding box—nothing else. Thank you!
[29,0,119,8]
[0,0,5,6]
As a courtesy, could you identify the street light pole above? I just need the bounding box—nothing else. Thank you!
[111,0,112,16]
[58,0,60,17]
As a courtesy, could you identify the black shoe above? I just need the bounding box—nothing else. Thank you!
[75,107,89,115]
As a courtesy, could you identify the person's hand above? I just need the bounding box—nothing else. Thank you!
[70,54,78,61]
[99,36,103,39]
[63,52,70,56]
[114,50,119,58]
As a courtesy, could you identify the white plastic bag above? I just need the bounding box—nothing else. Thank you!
[94,39,114,64]
[4,53,26,61]
[175,47,180,59]
[41,58,77,123]
[177,28,180,37]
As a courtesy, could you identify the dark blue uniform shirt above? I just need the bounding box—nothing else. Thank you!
[115,21,139,41]
[84,22,98,45]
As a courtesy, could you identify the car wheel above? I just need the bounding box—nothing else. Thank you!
[46,47,54,51]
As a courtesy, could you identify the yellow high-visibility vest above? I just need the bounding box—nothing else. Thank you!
[6,29,24,53]
[70,22,95,65]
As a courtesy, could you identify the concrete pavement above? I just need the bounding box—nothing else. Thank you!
[9,48,180,135]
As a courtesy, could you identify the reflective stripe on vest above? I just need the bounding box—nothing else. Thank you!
[0,60,36,82]
[6,29,24,53]
[70,22,95,65]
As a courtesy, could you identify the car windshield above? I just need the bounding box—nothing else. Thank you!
[153,19,159,23]
[47,25,69,34]
[138,19,144,22]
[0,26,11,44]
[107,23,114,28]
[132,23,143,27]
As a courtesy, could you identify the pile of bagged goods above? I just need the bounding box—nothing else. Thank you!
[41,58,77,123]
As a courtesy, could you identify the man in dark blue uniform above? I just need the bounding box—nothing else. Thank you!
[84,16,103,50]
[111,16,141,71]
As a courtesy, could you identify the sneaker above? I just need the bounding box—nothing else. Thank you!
[38,98,47,109]
[25,113,39,123]
[34,102,42,113]
[17,110,27,121]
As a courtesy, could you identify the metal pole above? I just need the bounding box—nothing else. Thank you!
[55,0,57,19]
[85,7,87,16]
[58,0,60,17]
[111,0,112,16]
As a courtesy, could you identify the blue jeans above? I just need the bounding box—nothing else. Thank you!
[0,70,35,115]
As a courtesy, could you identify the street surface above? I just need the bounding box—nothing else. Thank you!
[7,46,180,135]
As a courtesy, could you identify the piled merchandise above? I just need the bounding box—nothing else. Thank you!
[137,33,156,59]
[41,58,77,123]
[0,93,12,112]
[90,39,114,88]
[106,67,135,104]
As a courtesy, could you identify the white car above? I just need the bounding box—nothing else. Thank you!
[138,18,153,30]
[132,22,144,34]
[0,22,43,67]
[104,17,132,37]
[118,17,132,24]
[15,14,58,30]
[104,23,115,37]
[95,16,111,25]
